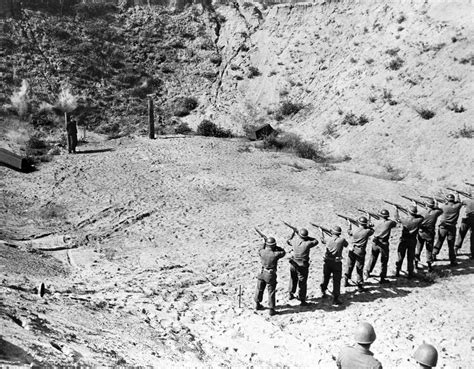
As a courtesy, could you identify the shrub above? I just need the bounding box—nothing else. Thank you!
[450,125,473,138]
[349,57,357,63]
[248,66,261,78]
[172,97,198,117]
[210,54,222,65]
[342,113,369,126]
[262,133,325,162]
[322,123,338,138]
[447,102,465,113]
[26,133,47,150]
[416,108,435,120]
[397,14,406,23]
[365,58,374,65]
[196,120,232,138]
[175,122,193,135]
[385,47,400,56]
[278,101,304,117]
[95,121,120,135]
[368,95,377,103]
[388,57,404,70]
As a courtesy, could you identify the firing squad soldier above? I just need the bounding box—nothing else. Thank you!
[415,198,443,272]
[364,209,397,284]
[394,205,424,278]
[286,228,318,306]
[433,194,463,266]
[454,195,474,259]
[319,225,348,305]
[344,216,374,292]
[254,236,286,316]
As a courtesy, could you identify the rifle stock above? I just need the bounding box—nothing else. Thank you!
[400,195,425,207]
[254,228,267,241]
[282,221,297,232]
[357,209,380,220]
[336,214,358,225]
[383,200,408,214]
[466,182,474,187]
[447,187,471,198]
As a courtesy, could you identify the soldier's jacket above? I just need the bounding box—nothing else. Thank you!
[322,235,348,261]
[288,237,318,267]
[336,345,382,369]
[372,219,397,244]
[419,207,443,232]
[348,226,374,255]
[463,199,474,216]
[399,214,424,238]
[438,202,463,227]
[257,245,286,284]
[66,120,77,134]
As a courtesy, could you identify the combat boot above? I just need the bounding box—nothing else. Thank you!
[268,309,277,316]
[379,278,390,284]
[255,303,264,311]
[320,284,327,298]
[343,277,349,287]
[332,298,342,306]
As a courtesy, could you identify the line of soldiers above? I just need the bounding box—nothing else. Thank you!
[254,186,473,316]
[337,322,439,368]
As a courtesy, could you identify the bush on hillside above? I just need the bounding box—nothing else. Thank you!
[388,57,404,70]
[447,102,466,113]
[262,133,325,162]
[175,122,193,135]
[248,66,261,78]
[342,113,369,126]
[196,120,232,138]
[449,125,473,139]
[173,97,199,117]
[276,101,304,120]
[416,108,435,120]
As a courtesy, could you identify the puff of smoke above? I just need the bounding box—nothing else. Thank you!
[56,84,78,113]
[10,79,30,117]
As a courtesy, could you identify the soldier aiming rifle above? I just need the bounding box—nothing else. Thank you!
[447,187,472,199]
[284,221,318,306]
[383,200,409,215]
[253,229,286,316]
[357,209,381,220]
[400,195,426,208]
[310,223,333,236]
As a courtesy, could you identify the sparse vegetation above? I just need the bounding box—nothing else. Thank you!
[396,14,406,23]
[387,57,404,70]
[342,113,369,126]
[382,89,397,105]
[248,66,261,78]
[385,47,400,56]
[322,123,338,138]
[384,163,405,181]
[262,133,325,162]
[196,120,232,138]
[276,101,304,118]
[449,124,473,138]
[173,97,198,117]
[416,108,436,120]
[175,122,193,135]
[365,58,374,65]
[368,95,377,103]
[447,102,466,113]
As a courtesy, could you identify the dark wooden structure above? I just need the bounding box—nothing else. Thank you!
[0,148,26,171]
[248,124,275,141]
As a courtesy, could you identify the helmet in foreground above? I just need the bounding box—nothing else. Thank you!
[354,322,376,344]
[413,343,438,367]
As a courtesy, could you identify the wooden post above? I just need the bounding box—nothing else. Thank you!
[238,285,242,308]
[148,95,155,139]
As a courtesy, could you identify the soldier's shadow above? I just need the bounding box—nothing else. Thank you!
[275,257,474,315]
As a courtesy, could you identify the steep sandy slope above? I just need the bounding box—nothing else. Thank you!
[203,0,473,183]
[1,135,473,367]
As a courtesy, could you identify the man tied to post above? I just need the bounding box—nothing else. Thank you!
[365,209,397,284]
[344,216,374,292]
[286,227,318,306]
[254,235,286,316]
[320,225,348,305]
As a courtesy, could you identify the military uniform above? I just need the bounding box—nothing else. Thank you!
[365,219,397,282]
[433,201,463,264]
[320,234,348,302]
[416,207,443,270]
[455,199,474,258]
[396,213,424,277]
[336,345,383,369]
[287,235,318,304]
[254,243,286,312]
[345,226,374,289]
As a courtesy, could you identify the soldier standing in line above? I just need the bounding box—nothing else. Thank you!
[364,209,397,284]
[454,196,474,259]
[433,194,463,266]
[254,236,286,316]
[65,112,77,154]
[336,322,382,369]
[413,343,438,368]
[287,228,318,306]
[394,205,424,278]
[344,217,374,292]
[320,226,348,305]
[415,199,443,272]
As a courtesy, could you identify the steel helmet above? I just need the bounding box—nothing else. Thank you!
[379,209,389,218]
[299,228,309,237]
[358,216,368,225]
[332,226,342,235]
[408,205,418,215]
[425,198,435,207]
[445,194,455,202]
[265,237,276,247]
[413,343,438,367]
[354,322,376,344]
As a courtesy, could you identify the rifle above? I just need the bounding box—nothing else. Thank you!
[400,195,426,207]
[446,187,472,199]
[282,221,298,233]
[420,195,444,203]
[466,182,474,187]
[336,214,359,226]
[357,209,380,220]
[310,223,332,235]
[383,200,408,215]
[254,228,267,241]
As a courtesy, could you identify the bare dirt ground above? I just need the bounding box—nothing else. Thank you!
[1,135,473,367]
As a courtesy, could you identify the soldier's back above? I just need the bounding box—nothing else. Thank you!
[337,345,382,369]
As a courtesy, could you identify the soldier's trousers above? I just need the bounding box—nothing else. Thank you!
[434,225,457,263]
[455,215,474,256]
[366,240,389,279]
[67,132,77,153]
[416,230,435,265]
[396,236,416,276]
[345,250,365,286]
[288,262,309,303]
[321,259,342,298]
[254,271,277,309]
